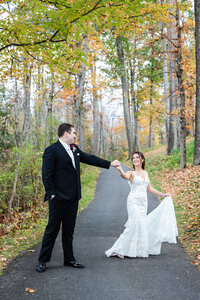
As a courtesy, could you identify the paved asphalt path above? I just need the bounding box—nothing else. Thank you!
[1,166,200,300]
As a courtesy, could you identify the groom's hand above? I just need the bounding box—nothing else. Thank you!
[111,160,120,167]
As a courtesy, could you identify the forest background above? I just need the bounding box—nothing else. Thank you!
[0,0,199,271]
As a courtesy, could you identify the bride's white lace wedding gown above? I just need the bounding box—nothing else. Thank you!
[105,173,178,258]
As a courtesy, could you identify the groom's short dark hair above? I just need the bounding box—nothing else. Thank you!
[58,123,74,137]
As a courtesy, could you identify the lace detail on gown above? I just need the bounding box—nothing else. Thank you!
[105,174,178,258]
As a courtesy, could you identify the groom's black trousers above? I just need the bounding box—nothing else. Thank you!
[38,198,79,263]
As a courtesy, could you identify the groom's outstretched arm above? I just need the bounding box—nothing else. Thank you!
[75,145,119,169]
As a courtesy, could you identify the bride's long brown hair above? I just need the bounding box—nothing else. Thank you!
[132,152,145,170]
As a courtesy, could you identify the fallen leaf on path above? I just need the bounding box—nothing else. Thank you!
[197,255,200,261]
[25,288,36,293]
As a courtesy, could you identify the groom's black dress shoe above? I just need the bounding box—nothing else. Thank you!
[36,261,46,272]
[64,260,85,268]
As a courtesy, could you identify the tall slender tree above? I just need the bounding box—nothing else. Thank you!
[194,0,200,165]
[176,6,187,170]
[74,36,89,150]
[91,53,100,155]
[116,35,134,157]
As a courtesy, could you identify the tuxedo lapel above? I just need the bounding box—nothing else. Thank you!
[73,150,78,169]
[55,140,74,167]
[70,145,79,169]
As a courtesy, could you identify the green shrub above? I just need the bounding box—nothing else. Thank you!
[0,145,43,214]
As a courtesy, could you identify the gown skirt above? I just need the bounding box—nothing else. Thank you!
[105,175,178,258]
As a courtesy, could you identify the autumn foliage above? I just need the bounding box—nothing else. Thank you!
[161,166,200,268]
[145,141,200,269]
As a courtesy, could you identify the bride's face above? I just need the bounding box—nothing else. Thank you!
[132,154,143,167]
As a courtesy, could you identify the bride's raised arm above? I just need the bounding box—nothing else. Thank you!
[116,165,133,181]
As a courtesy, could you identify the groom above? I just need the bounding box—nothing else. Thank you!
[36,123,120,272]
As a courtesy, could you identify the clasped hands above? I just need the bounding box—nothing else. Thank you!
[111,160,121,168]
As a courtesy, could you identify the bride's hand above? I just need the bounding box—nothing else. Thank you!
[164,193,171,197]
[116,165,122,170]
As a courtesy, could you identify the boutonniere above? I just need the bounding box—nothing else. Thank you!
[70,145,76,152]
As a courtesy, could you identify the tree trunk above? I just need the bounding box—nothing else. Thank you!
[91,55,100,155]
[169,66,179,151]
[40,66,48,148]
[79,110,84,149]
[48,73,55,144]
[129,38,138,152]
[149,116,153,148]
[35,64,42,149]
[194,0,200,165]
[149,81,153,148]
[116,35,134,157]
[161,1,170,146]
[168,42,179,153]
[149,40,155,149]
[162,33,170,146]
[176,7,187,170]
[189,115,195,137]
[167,0,179,154]
[23,63,32,146]
[74,36,89,150]
[135,114,141,151]
[99,111,104,155]
[99,96,104,156]
[13,78,20,147]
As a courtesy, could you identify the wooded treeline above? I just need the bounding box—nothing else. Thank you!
[0,0,199,219]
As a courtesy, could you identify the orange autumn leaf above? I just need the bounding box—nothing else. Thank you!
[25,288,36,293]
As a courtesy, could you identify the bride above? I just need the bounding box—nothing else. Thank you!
[105,152,178,259]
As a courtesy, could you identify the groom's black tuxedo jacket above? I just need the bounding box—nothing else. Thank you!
[42,140,111,202]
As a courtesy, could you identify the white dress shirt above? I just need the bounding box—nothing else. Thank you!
[59,139,76,169]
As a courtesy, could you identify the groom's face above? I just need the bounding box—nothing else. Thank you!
[65,127,76,144]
